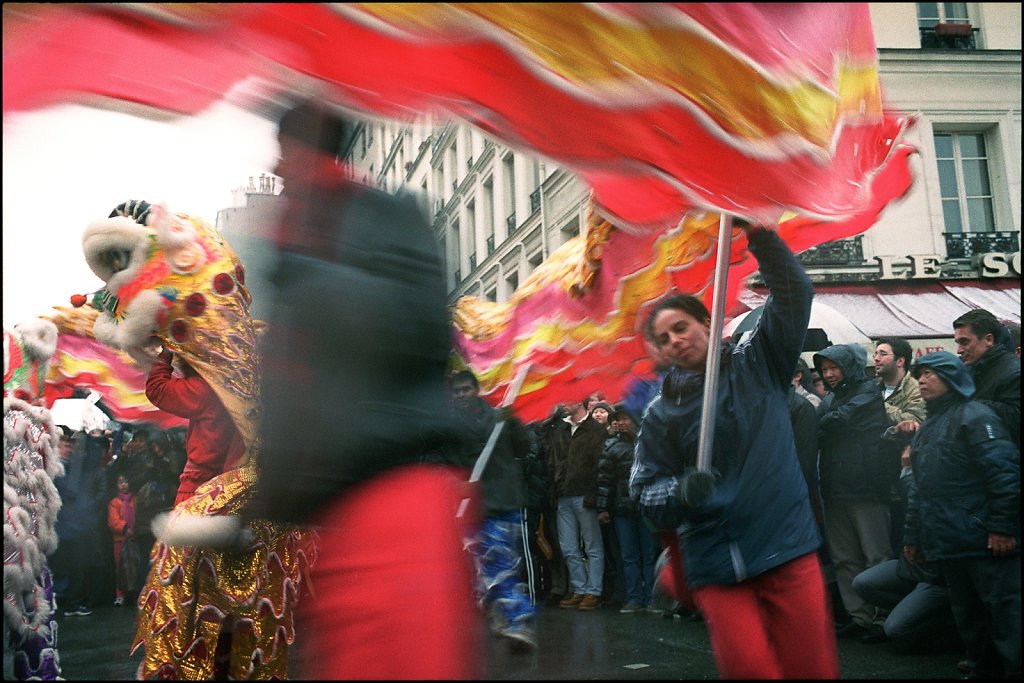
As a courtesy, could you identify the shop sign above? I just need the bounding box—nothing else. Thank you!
[874,252,1021,280]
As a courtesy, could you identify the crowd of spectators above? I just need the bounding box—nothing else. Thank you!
[49,424,186,616]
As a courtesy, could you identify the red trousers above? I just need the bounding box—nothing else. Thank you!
[693,552,839,680]
[299,465,485,680]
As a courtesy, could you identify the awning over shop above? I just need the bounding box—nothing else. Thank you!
[808,280,1021,339]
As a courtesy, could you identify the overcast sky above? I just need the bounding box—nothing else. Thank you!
[2,98,280,328]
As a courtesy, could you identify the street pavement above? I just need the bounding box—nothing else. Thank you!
[5,597,965,679]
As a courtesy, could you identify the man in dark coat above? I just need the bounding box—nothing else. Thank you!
[952,308,1020,445]
[249,98,482,679]
[814,343,892,640]
[903,351,1019,680]
[546,396,609,611]
[631,224,838,679]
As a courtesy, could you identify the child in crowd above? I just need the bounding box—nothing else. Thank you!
[107,474,137,606]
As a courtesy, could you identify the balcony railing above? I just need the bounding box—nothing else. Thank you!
[919,23,977,49]
[797,236,864,266]
[944,231,1020,259]
[469,253,477,270]
[486,235,495,254]
[530,188,541,214]
[506,212,517,232]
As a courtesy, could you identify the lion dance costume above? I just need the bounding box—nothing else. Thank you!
[78,200,317,679]
[4,318,64,680]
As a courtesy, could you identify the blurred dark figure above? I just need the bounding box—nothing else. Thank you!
[51,430,108,617]
[247,98,483,679]
[903,352,1019,680]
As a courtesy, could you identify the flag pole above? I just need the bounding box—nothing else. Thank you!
[683,212,733,506]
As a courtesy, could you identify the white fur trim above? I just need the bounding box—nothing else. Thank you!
[4,397,63,638]
[81,216,152,293]
[11,319,58,361]
[92,290,167,352]
[154,512,253,550]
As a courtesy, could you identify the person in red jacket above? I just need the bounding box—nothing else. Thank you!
[107,474,137,606]
[145,349,246,505]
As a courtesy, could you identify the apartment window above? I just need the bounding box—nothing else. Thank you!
[485,288,498,303]
[483,178,495,252]
[505,271,519,295]
[502,153,516,226]
[447,144,458,196]
[917,3,975,49]
[528,251,543,272]
[466,201,478,270]
[450,220,461,285]
[935,132,994,233]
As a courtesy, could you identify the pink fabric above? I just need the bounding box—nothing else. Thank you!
[300,465,485,680]
[693,552,839,680]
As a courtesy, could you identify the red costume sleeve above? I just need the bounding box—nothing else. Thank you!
[146,356,217,418]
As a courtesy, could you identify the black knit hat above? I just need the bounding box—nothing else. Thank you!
[277,98,349,158]
[592,402,614,415]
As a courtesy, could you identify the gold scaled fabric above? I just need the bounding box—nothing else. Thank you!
[131,465,318,680]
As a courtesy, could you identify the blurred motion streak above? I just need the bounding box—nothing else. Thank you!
[3,3,915,419]
[43,306,188,429]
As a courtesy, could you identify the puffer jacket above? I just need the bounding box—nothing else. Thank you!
[814,344,889,503]
[546,415,607,507]
[631,228,819,589]
[903,351,1020,560]
[969,343,1020,446]
[596,431,638,518]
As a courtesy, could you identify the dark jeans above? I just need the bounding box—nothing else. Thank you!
[613,515,659,607]
[942,555,1021,679]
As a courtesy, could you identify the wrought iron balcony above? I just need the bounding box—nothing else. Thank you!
[469,253,477,270]
[944,231,1020,259]
[506,212,517,232]
[486,235,495,254]
[919,23,977,50]
[530,188,541,214]
[797,236,864,266]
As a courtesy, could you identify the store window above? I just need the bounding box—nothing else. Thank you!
[935,132,994,233]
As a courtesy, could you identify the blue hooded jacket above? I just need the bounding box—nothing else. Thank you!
[631,229,820,589]
[904,351,1019,560]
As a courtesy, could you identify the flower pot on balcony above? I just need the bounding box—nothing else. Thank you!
[934,23,973,37]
